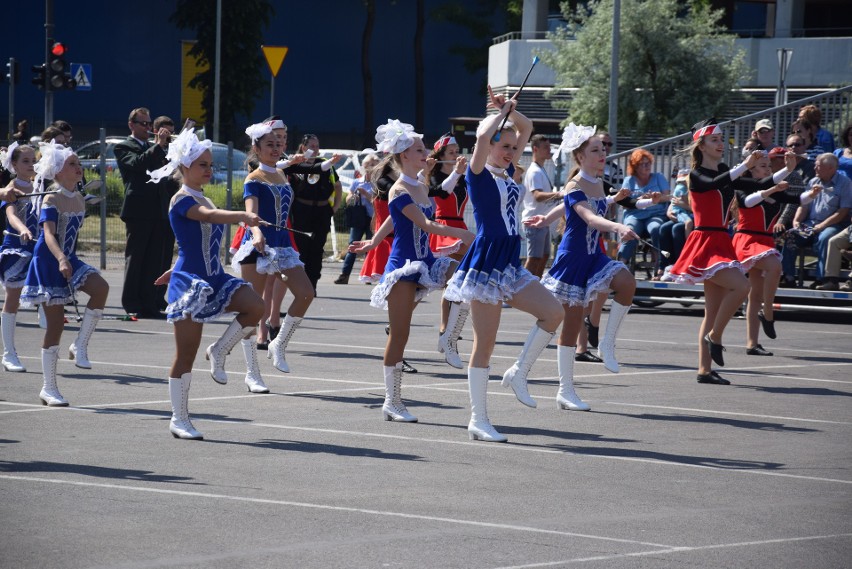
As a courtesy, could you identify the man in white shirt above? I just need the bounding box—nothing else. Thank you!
[522,135,561,277]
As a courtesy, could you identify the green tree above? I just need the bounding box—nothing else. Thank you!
[541,0,750,136]
[171,0,274,142]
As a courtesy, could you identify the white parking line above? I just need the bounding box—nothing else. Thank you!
[490,532,852,568]
[0,473,676,550]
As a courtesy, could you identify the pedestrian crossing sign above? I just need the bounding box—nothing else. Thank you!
[71,63,92,91]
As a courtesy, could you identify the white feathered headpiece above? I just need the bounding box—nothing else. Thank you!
[147,128,213,184]
[556,122,597,159]
[34,140,75,189]
[245,122,273,143]
[375,119,421,154]
[0,141,19,175]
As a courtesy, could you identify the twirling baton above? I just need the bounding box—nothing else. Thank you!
[257,220,313,238]
[637,237,670,259]
[494,56,540,142]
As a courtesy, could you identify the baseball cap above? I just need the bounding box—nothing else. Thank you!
[676,168,690,182]
[755,118,774,132]
[768,146,786,159]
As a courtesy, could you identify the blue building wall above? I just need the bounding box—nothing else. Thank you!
[2,1,500,147]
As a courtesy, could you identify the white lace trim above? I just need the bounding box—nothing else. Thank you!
[369,257,454,309]
[443,264,537,305]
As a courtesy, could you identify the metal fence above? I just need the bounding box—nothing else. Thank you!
[605,84,852,188]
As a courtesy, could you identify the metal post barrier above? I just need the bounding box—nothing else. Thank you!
[224,141,233,265]
[99,128,107,270]
[632,295,852,314]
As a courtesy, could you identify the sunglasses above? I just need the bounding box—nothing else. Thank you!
[601,142,613,148]
[132,120,152,127]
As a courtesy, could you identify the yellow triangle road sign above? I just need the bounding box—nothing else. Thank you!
[262,46,288,77]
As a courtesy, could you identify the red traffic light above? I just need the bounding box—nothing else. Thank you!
[51,42,66,56]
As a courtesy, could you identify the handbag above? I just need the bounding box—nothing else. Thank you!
[345,203,369,227]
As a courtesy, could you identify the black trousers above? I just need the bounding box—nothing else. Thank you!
[289,201,333,289]
[122,218,173,314]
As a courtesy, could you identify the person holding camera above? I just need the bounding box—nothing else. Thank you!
[335,154,380,284]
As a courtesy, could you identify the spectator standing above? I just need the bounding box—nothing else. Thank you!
[335,153,379,284]
[598,131,623,189]
[792,119,825,161]
[52,120,73,146]
[752,118,775,150]
[11,120,29,143]
[287,134,342,293]
[799,104,835,153]
[787,153,852,287]
[521,134,561,278]
[833,123,852,179]
[115,107,173,318]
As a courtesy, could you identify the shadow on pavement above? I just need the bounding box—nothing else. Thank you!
[204,438,425,461]
[0,460,202,484]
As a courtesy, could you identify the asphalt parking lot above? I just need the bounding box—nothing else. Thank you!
[1,262,850,568]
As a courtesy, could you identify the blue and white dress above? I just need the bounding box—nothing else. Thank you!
[370,192,454,309]
[230,179,304,274]
[166,187,251,323]
[20,188,99,306]
[444,164,536,304]
[542,189,628,306]
[0,189,40,288]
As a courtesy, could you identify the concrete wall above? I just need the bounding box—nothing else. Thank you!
[489,37,852,89]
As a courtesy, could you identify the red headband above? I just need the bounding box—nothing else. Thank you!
[693,124,721,141]
[433,135,457,152]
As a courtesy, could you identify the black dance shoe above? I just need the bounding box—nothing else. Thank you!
[746,344,773,356]
[584,316,599,348]
[697,370,731,385]
[703,334,726,367]
[401,360,418,373]
[757,310,777,339]
[265,320,281,341]
[575,351,603,363]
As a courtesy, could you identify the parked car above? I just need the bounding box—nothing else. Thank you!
[75,137,248,183]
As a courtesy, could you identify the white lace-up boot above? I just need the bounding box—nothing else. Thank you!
[39,345,67,406]
[468,366,507,442]
[597,301,630,373]
[556,345,590,411]
[241,338,269,393]
[382,362,417,422]
[206,319,253,384]
[68,308,103,369]
[2,312,26,372]
[501,325,554,408]
[267,314,302,373]
[168,373,203,440]
[438,302,469,369]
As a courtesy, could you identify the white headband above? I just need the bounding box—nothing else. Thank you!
[556,122,597,159]
[375,119,421,155]
[264,119,286,130]
[245,122,273,143]
[0,141,19,175]
[147,128,213,184]
[34,140,74,183]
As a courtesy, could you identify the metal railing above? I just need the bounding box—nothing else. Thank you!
[605,84,852,186]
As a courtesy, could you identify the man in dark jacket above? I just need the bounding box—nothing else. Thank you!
[115,107,174,317]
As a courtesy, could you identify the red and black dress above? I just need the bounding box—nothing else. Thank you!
[428,169,468,256]
[670,164,779,284]
[359,175,394,284]
[732,188,801,273]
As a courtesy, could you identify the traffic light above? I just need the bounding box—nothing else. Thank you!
[31,63,47,90]
[47,41,76,90]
